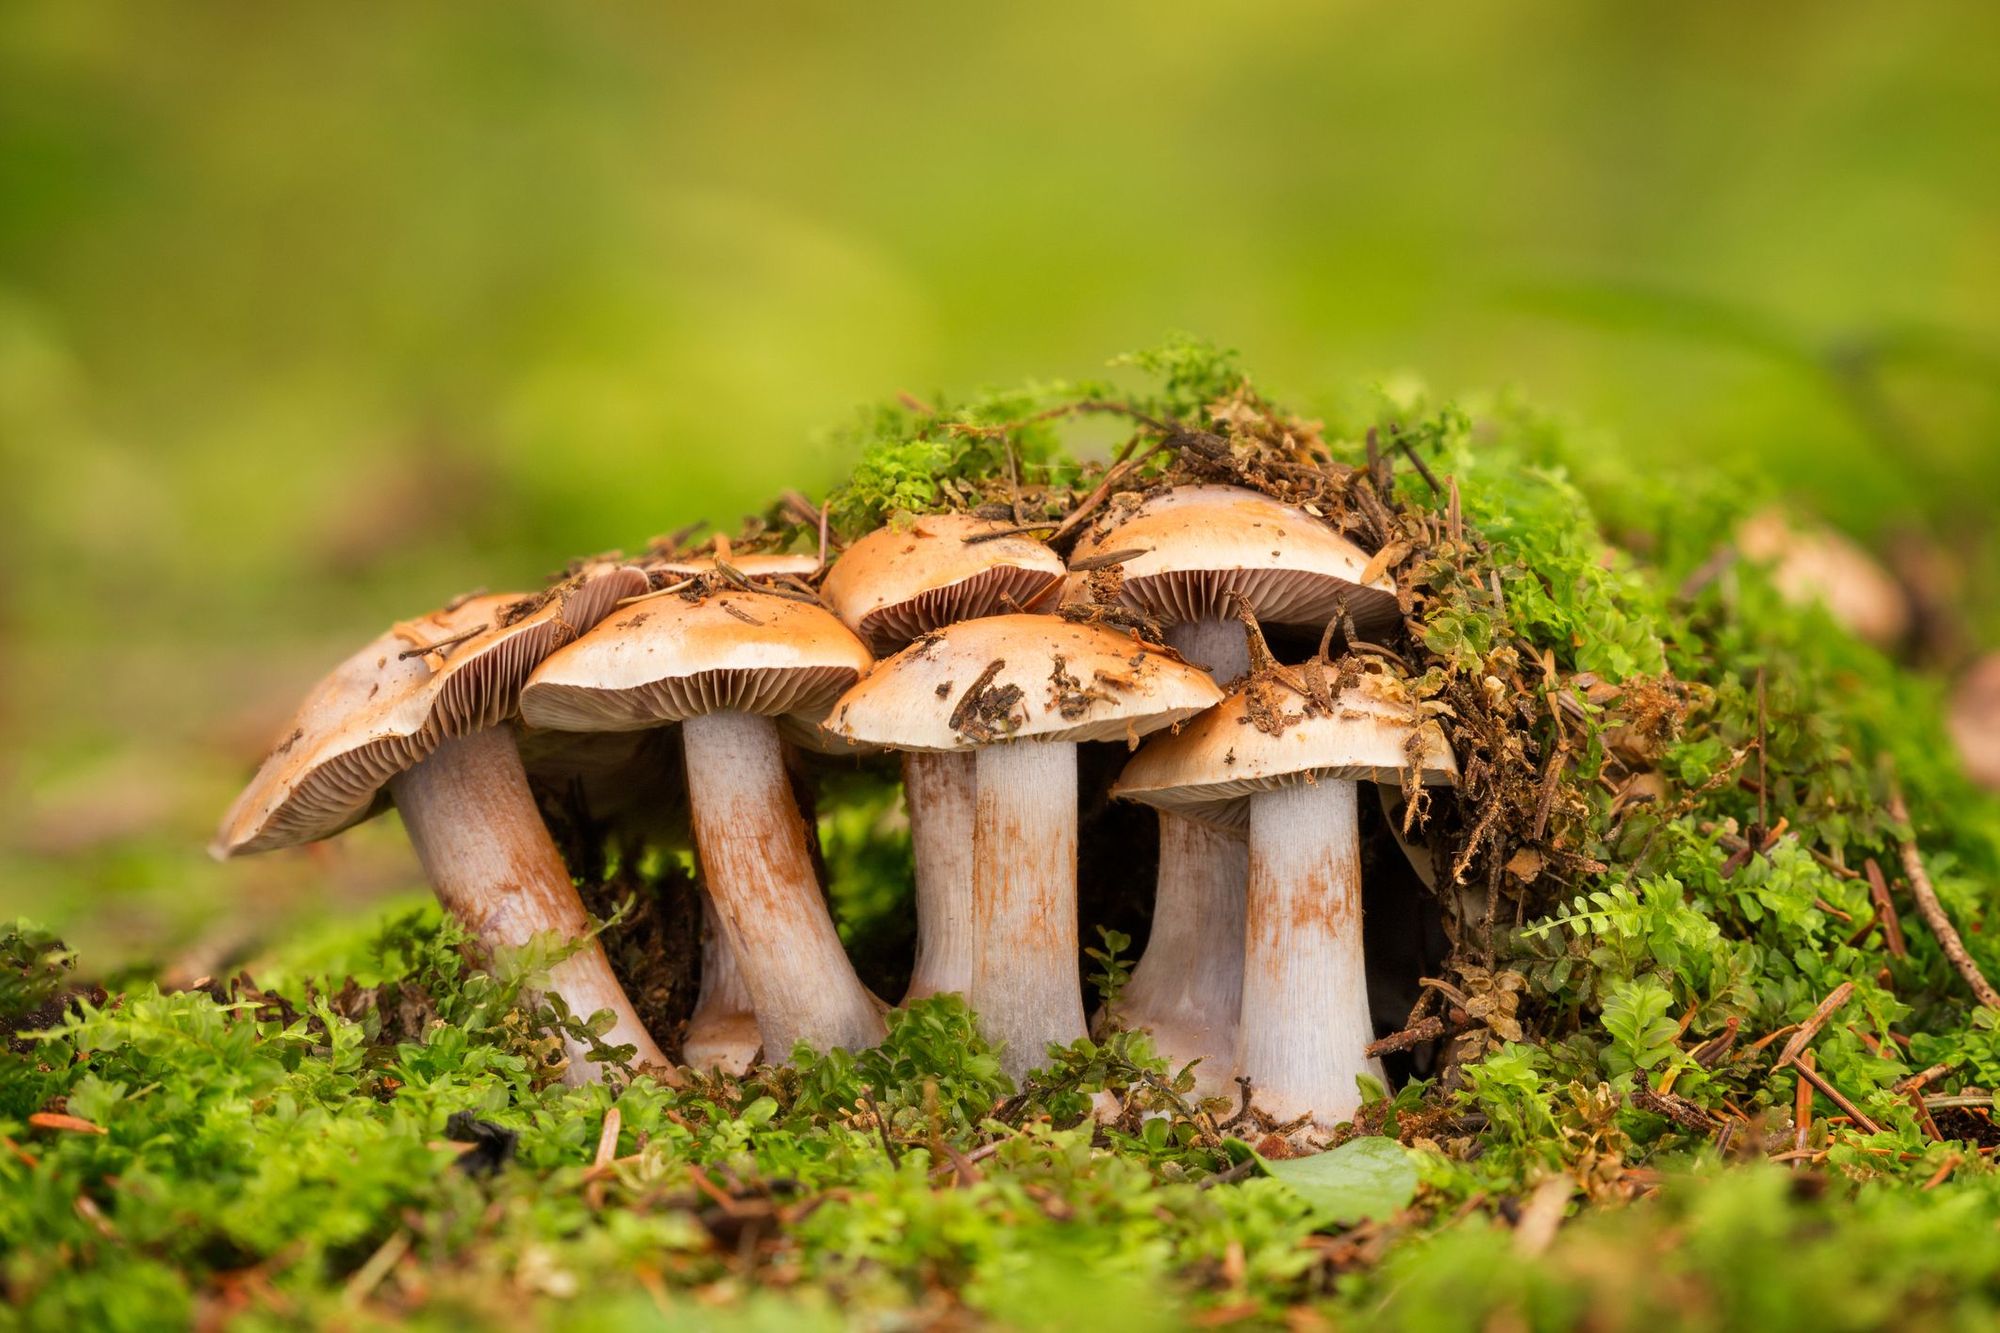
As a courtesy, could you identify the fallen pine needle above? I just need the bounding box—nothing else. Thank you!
[1889,784,2000,1009]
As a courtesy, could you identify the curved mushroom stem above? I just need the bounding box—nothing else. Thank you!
[1103,815,1246,1097]
[1237,778,1381,1127]
[903,749,977,1001]
[681,710,885,1056]
[389,726,672,1084]
[971,739,1084,1080]
[681,894,763,1074]
[1110,615,1252,1094]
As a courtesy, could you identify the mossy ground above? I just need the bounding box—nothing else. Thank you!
[8,344,2000,1330]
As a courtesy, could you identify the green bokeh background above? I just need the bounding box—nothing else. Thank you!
[4,2,1996,966]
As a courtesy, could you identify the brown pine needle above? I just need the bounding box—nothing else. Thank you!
[1889,784,2000,1009]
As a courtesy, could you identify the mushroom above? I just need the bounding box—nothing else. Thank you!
[1949,653,2000,793]
[1070,485,1399,1090]
[1736,508,1912,649]
[822,514,1065,1000]
[213,565,671,1083]
[518,724,763,1074]
[824,614,1222,1079]
[1113,668,1457,1127]
[519,586,884,1057]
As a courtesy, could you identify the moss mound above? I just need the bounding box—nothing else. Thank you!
[7,340,2000,1330]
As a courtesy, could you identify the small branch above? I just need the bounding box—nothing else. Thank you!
[397,624,487,660]
[1895,1062,1958,1095]
[1864,858,1908,956]
[1773,981,1855,1071]
[1391,429,1441,494]
[1889,785,2000,1009]
[1364,1016,1447,1058]
[1631,1070,1716,1132]
[1195,1158,1260,1191]
[1792,1061,1882,1135]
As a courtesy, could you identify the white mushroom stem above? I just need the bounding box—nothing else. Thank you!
[1104,815,1246,1096]
[970,739,1085,1080]
[1237,778,1380,1127]
[1113,616,1251,1092]
[681,894,763,1074]
[680,710,885,1056]
[388,726,670,1083]
[1167,617,1250,681]
[903,749,977,1001]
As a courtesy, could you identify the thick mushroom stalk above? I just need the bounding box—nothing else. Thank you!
[388,726,670,1081]
[681,710,885,1056]
[1236,780,1379,1124]
[904,750,977,1000]
[971,740,1084,1079]
[1104,814,1246,1093]
[681,895,763,1073]
[1109,618,1250,1093]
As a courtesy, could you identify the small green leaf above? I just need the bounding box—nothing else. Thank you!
[1257,1136,1418,1225]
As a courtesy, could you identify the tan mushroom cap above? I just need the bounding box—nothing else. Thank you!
[824,613,1224,752]
[519,589,873,733]
[1071,484,1400,636]
[648,553,821,579]
[213,562,649,857]
[822,513,1066,654]
[1112,670,1458,832]
[1736,509,1912,648]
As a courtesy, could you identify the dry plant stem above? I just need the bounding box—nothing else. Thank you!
[1889,786,2000,1010]
[1237,779,1380,1127]
[1114,617,1250,1094]
[681,895,763,1074]
[681,711,886,1055]
[1107,816,1247,1097]
[904,750,978,1001]
[971,739,1085,1080]
[389,727,670,1083]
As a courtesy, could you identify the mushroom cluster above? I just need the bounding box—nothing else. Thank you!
[215,485,1457,1124]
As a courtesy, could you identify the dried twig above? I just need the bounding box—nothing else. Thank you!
[1864,858,1908,957]
[397,624,487,661]
[1889,784,2000,1009]
[1364,1016,1448,1058]
[1792,1061,1882,1135]
[1773,982,1855,1070]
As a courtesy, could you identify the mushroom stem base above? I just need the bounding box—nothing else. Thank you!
[1237,779,1380,1127]
[682,894,763,1074]
[1106,813,1246,1098]
[971,739,1084,1080]
[389,726,671,1084]
[904,749,977,1001]
[682,710,885,1057]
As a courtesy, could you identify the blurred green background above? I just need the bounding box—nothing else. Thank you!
[4,2,1997,969]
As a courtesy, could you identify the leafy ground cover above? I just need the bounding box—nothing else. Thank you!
[8,344,2000,1330]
